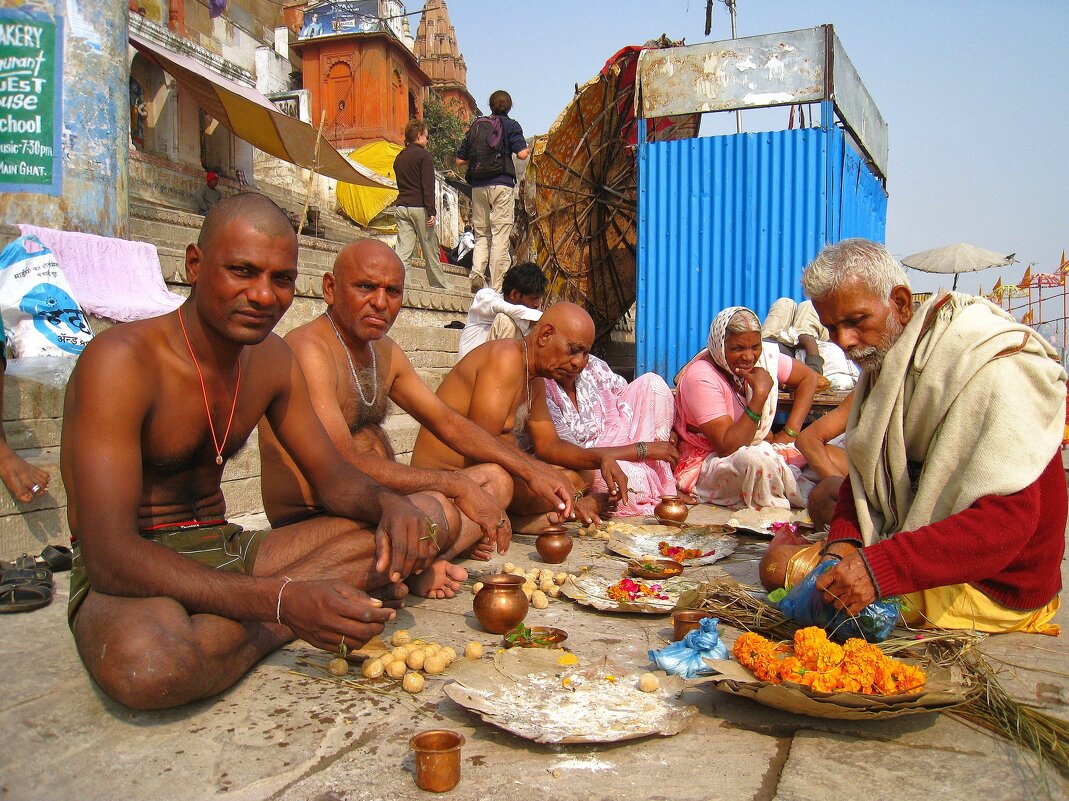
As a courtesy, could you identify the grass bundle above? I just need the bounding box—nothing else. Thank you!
[689,579,1069,780]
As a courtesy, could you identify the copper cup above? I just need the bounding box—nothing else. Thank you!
[410,729,465,792]
[672,609,710,641]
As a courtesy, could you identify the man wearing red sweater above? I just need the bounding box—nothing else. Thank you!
[796,239,1067,634]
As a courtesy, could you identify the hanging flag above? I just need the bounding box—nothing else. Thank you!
[1059,250,1068,275]
[1021,308,1035,325]
[1020,265,1032,288]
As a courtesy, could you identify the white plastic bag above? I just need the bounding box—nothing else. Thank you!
[0,236,93,357]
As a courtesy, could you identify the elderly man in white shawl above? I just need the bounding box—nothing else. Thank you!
[800,238,1066,634]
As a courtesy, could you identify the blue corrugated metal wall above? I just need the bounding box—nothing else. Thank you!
[636,125,886,380]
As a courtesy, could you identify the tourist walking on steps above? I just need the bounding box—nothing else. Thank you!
[456,90,529,293]
[393,120,449,289]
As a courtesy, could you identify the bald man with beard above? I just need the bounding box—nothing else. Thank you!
[411,302,622,529]
[259,241,574,597]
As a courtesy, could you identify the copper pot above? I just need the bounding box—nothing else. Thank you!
[410,729,465,792]
[672,609,710,641]
[654,495,689,527]
[472,574,529,634]
[535,525,573,564]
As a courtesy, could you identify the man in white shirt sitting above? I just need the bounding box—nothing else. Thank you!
[458,262,545,358]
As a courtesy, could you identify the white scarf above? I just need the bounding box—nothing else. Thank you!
[847,293,1067,546]
[677,306,779,444]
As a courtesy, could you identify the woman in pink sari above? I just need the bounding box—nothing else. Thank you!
[674,307,820,510]
[528,354,678,516]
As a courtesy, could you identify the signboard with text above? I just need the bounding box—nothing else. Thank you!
[298,1,380,40]
[0,9,62,195]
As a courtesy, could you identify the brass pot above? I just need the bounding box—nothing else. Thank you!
[472,574,529,634]
[654,495,689,527]
[535,526,573,564]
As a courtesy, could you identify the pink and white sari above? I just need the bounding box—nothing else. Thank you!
[543,355,677,516]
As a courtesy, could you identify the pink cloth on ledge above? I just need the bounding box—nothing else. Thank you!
[18,224,184,323]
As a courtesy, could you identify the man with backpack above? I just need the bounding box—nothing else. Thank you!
[456,90,529,293]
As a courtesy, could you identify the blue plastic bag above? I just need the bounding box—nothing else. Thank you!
[776,560,901,643]
[648,616,729,678]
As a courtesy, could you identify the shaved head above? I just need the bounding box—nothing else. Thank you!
[539,302,594,341]
[199,193,295,250]
[333,239,403,279]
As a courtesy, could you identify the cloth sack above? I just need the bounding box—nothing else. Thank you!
[648,616,728,678]
[0,236,92,357]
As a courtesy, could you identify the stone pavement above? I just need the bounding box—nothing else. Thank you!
[1,509,1067,801]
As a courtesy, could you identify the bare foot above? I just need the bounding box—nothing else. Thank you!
[407,560,468,599]
[462,536,493,561]
[678,490,700,505]
[370,580,410,609]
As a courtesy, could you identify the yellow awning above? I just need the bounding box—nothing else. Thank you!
[129,31,395,190]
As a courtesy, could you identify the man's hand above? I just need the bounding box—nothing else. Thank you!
[814,547,877,616]
[278,579,396,652]
[374,494,437,582]
[598,456,628,505]
[569,494,602,526]
[450,475,512,554]
[769,431,796,445]
[0,449,49,504]
[521,459,574,519]
[641,441,679,466]
[426,214,436,227]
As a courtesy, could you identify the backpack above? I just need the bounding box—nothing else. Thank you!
[464,115,514,183]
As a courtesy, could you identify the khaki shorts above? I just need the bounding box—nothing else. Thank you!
[67,522,269,627]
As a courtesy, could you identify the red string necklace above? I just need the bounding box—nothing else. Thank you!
[177,307,241,466]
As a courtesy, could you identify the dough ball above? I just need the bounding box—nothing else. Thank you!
[472,581,485,595]
[510,568,527,577]
[362,658,384,679]
[402,672,425,694]
[531,590,549,609]
[547,585,561,598]
[638,673,660,693]
[390,630,412,647]
[406,649,427,671]
[379,652,395,667]
[465,641,485,660]
[554,572,568,585]
[386,660,407,679]
[327,658,349,676]
[424,654,448,675]
[503,561,515,573]
[391,646,409,661]
[439,646,457,663]
[539,579,555,593]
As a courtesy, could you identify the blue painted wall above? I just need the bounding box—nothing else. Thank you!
[636,124,886,380]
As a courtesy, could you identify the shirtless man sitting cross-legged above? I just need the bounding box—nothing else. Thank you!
[62,195,460,710]
[411,302,618,530]
[259,240,574,597]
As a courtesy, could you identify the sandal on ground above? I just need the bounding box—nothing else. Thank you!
[39,545,73,572]
[0,554,54,613]
[0,579,53,613]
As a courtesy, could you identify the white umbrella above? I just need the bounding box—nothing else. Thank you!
[901,243,1015,290]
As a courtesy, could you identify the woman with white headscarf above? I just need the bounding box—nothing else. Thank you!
[673,306,820,510]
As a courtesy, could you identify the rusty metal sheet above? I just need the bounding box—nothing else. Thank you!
[635,27,827,118]
[831,36,888,181]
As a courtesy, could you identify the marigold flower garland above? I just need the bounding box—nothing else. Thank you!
[732,627,926,696]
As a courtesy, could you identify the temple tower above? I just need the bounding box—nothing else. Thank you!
[413,0,477,120]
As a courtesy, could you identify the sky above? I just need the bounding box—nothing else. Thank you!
[435,0,1068,307]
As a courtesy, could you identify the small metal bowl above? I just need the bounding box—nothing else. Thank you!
[627,559,684,580]
[502,626,568,649]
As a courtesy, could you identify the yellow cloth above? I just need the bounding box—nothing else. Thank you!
[336,141,402,228]
[903,584,1060,636]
